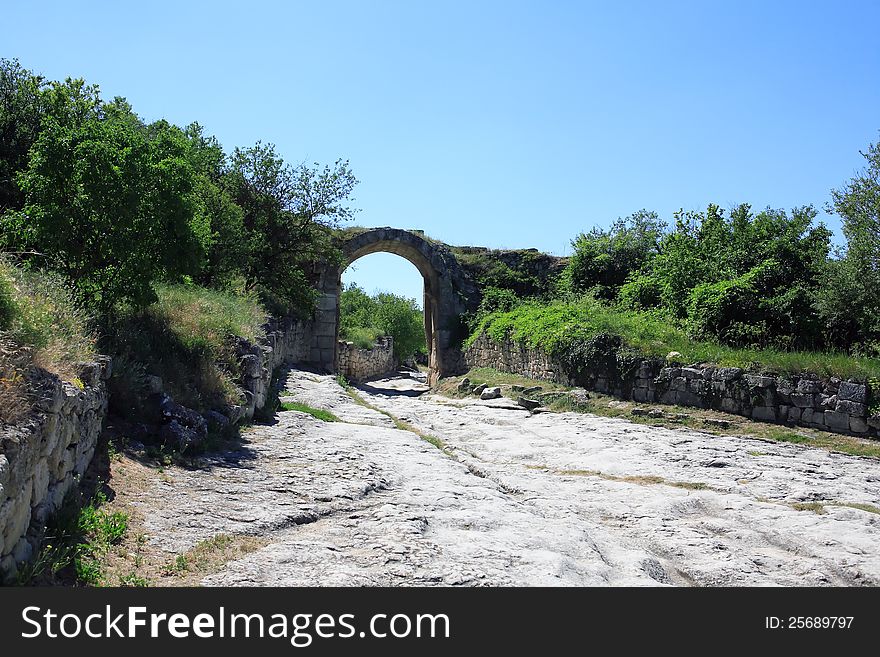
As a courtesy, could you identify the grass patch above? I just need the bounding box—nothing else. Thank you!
[280,401,339,422]
[620,474,666,485]
[792,502,827,514]
[17,490,130,586]
[104,282,267,416]
[468,297,880,379]
[763,427,880,459]
[831,502,880,515]
[160,533,266,582]
[542,465,717,492]
[670,481,709,490]
[0,258,96,393]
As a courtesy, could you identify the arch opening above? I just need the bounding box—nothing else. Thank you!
[307,228,469,385]
[339,252,431,374]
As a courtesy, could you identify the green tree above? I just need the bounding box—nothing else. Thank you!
[225,143,358,313]
[817,137,880,352]
[0,59,47,213]
[374,292,425,361]
[565,210,665,300]
[8,83,202,310]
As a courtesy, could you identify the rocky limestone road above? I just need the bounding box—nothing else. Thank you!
[141,369,880,586]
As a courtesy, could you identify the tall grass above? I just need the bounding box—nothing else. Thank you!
[105,283,268,414]
[0,257,96,381]
[468,297,880,379]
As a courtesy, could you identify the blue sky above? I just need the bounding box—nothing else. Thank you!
[5,0,879,305]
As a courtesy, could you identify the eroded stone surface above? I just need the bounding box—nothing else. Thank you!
[141,369,880,587]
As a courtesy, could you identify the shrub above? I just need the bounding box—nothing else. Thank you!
[617,272,663,311]
[564,210,665,300]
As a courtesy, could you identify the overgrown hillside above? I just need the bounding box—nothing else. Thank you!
[0,57,357,430]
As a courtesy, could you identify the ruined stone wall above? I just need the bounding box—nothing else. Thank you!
[337,337,395,382]
[1,316,314,582]
[465,334,878,439]
[236,317,313,422]
[0,359,110,581]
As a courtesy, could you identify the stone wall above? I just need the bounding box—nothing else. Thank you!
[337,337,395,382]
[1,316,313,582]
[465,333,879,439]
[0,358,111,581]
[235,317,312,421]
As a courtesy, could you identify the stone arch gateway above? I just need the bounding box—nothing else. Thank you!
[306,228,478,384]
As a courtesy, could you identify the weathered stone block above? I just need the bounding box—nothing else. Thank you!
[796,378,822,394]
[787,407,802,423]
[824,410,850,432]
[752,406,776,422]
[850,416,869,434]
[714,367,742,382]
[790,393,816,408]
[835,399,866,416]
[838,382,867,404]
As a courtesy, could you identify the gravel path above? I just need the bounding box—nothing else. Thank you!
[141,369,880,586]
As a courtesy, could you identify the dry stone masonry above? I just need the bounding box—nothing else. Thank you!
[0,316,312,582]
[0,359,110,581]
[466,333,878,439]
[337,336,395,382]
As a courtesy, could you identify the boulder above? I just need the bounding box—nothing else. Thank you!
[204,410,231,434]
[517,398,541,411]
[159,420,203,452]
[472,383,487,395]
[480,387,502,400]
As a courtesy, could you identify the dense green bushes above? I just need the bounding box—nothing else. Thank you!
[339,283,425,360]
[562,160,878,355]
